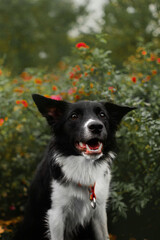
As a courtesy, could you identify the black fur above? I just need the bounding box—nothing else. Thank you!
[13,94,135,240]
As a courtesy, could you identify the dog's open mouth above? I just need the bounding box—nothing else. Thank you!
[75,139,103,155]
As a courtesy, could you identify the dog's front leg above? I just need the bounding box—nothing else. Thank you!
[47,208,64,240]
[92,206,110,240]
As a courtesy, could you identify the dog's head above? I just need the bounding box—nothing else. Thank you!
[32,94,135,161]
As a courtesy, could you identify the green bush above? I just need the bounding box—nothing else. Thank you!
[0,37,160,238]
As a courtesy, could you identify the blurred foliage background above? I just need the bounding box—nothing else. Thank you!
[0,0,160,240]
[0,0,87,73]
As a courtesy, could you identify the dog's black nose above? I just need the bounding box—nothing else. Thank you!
[88,122,103,134]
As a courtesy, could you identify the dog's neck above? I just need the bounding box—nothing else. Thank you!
[53,151,116,187]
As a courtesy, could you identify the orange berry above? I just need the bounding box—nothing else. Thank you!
[75,95,80,100]
[75,65,81,71]
[35,78,42,84]
[142,50,147,56]
[52,85,58,91]
[79,89,84,94]
[21,72,32,80]
[90,83,94,88]
[152,70,157,75]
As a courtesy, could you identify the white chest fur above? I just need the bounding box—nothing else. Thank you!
[47,155,112,240]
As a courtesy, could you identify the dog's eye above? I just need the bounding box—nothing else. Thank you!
[99,111,106,118]
[71,113,79,120]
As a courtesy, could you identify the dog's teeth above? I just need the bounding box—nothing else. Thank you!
[85,142,103,154]
[98,143,103,151]
[79,142,84,147]
[86,144,90,151]
[86,144,96,152]
[86,144,101,153]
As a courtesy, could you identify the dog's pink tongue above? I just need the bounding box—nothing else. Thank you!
[76,141,103,155]
[86,142,103,154]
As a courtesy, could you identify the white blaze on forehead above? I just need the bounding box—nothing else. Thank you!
[84,119,96,129]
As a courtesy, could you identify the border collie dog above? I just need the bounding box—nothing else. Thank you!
[14,94,135,240]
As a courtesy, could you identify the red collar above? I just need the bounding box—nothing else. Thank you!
[88,182,96,209]
[78,182,96,209]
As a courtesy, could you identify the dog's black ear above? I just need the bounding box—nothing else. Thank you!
[32,94,68,125]
[103,102,136,126]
